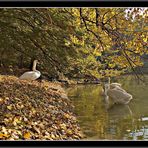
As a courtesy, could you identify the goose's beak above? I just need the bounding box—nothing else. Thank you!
[36,60,39,64]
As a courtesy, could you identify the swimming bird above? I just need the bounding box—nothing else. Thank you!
[19,60,41,80]
[100,77,124,96]
[104,81,133,105]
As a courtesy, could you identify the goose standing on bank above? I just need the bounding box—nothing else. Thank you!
[104,78,133,105]
[19,60,41,80]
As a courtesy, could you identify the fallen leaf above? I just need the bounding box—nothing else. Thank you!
[0,133,9,138]
[7,105,12,110]
[24,132,31,139]
[0,98,4,104]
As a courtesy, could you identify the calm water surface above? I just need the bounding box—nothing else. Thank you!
[66,75,148,140]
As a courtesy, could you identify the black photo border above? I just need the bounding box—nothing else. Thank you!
[0,0,147,7]
[0,0,147,147]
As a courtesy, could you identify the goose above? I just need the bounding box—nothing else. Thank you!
[104,81,133,105]
[100,77,124,96]
[19,60,41,80]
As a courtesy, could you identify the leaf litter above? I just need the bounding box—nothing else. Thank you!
[0,75,84,140]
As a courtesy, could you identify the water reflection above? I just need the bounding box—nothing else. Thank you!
[108,104,133,120]
[66,75,148,140]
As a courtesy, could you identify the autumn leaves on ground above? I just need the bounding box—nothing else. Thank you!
[0,75,83,140]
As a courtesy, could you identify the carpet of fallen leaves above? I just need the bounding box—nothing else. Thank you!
[0,75,84,140]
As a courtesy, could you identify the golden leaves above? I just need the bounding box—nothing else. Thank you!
[60,123,67,130]
[12,116,22,126]
[0,98,4,104]
[0,75,83,140]
[0,133,10,139]
[23,132,31,139]
[7,105,13,110]
[66,129,73,135]
[64,113,71,119]
[143,38,147,43]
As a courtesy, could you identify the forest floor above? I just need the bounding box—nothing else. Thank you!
[0,75,84,140]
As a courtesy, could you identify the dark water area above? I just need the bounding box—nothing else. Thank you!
[66,75,148,140]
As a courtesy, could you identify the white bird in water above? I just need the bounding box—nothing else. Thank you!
[100,77,124,96]
[19,60,41,80]
[103,77,133,105]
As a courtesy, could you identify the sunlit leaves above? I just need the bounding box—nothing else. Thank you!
[69,8,148,77]
[0,8,147,79]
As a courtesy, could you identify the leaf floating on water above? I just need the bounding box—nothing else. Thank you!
[126,129,131,132]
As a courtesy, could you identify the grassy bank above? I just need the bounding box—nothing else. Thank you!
[0,75,83,140]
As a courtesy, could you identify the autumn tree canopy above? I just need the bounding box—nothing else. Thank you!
[0,8,147,79]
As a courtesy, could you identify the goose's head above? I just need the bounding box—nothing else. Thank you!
[34,60,39,64]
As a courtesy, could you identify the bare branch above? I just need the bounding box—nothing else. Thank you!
[95,8,99,27]
[79,8,105,51]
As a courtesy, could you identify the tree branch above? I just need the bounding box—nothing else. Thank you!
[79,8,105,51]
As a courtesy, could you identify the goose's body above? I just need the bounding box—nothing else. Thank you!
[110,83,121,88]
[19,60,41,80]
[101,82,123,96]
[104,77,133,105]
[107,87,133,104]
[110,85,126,93]
[19,70,41,80]
[108,77,122,88]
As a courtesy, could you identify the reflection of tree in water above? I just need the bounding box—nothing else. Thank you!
[108,104,132,119]
[105,104,133,139]
[67,85,109,139]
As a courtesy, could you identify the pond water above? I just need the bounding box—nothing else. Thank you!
[66,75,148,140]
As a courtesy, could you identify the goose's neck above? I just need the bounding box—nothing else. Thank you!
[104,86,107,96]
[32,61,37,71]
[104,83,110,96]
[108,77,111,84]
[104,84,110,105]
